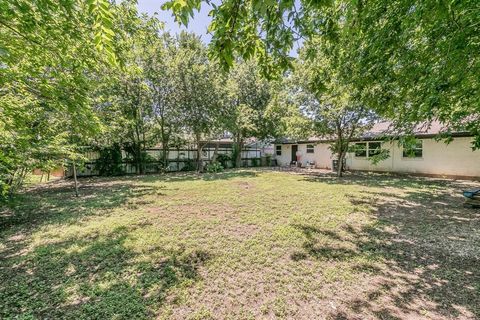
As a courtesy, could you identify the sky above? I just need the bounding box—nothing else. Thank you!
[136,0,301,56]
[136,0,214,43]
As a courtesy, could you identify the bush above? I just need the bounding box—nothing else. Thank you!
[181,159,196,171]
[0,180,9,202]
[265,154,272,166]
[216,153,232,168]
[205,162,224,173]
[96,145,124,176]
[251,158,260,167]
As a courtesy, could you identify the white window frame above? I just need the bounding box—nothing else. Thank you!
[354,142,367,158]
[367,141,382,158]
[276,145,282,156]
[353,141,382,159]
[306,144,314,153]
[402,140,423,159]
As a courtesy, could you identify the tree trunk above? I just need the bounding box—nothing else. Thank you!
[159,119,170,170]
[72,161,79,197]
[137,143,144,175]
[6,167,17,187]
[176,146,180,172]
[234,134,244,168]
[9,167,26,196]
[337,150,345,178]
[195,133,203,172]
[211,142,219,163]
[161,132,170,171]
[132,142,144,175]
[161,147,169,172]
[141,129,147,174]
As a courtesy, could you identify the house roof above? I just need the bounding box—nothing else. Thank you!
[276,121,472,144]
[367,121,451,137]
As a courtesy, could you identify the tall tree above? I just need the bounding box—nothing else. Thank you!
[224,60,271,167]
[0,0,104,198]
[171,33,222,171]
[355,0,479,148]
[94,2,161,174]
[292,28,377,177]
[144,34,183,170]
[164,0,479,146]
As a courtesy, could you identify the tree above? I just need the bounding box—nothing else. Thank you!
[292,30,377,177]
[224,60,271,167]
[0,0,104,198]
[163,0,479,146]
[171,33,223,171]
[258,73,312,143]
[354,0,480,148]
[93,2,162,174]
[144,34,184,170]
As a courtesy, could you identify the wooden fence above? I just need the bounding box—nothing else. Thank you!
[67,146,267,177]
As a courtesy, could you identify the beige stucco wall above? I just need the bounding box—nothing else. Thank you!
[274,144,293,166]
[274,143,334,169]
[346,137,480,177]
[274,137,480,178]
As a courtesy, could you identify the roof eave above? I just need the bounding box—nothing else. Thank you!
[275,132,474,144]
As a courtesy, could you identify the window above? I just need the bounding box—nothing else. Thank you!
[354,142,383,158]
[276,145,282,156]
[306,144,314,153]
[368,142,382,157]
[354,143,367,157]
[403,141,423,158]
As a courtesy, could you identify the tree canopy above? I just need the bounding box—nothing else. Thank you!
[223,59,272,166]
[0,0,107,197]
[164,0,479,145]
[1,0,478,197]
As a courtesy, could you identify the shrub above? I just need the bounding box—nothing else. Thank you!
[205,162,224,173]
[265,154,272,166]
[216,153,231,168]
[181,159,196,171]
[95,145,125,176]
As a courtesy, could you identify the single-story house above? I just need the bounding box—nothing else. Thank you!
[274,121,480,179]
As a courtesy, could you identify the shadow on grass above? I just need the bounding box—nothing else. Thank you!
[138,169,259,183]
[294,173,480,319]
[0,171,243,318]
[302,171,458,190]
[0,181,160,231]
[0,225,211,318]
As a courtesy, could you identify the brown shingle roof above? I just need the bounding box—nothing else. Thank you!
[276,120,471,144]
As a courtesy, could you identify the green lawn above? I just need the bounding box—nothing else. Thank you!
[1,170,479,319]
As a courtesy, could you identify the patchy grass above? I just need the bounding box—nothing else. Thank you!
[1,169,479,319]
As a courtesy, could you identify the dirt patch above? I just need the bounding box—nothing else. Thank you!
[234,181,255,190]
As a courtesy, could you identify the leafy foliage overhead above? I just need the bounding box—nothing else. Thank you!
[0,0,109,198]
[163,0,479,145]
